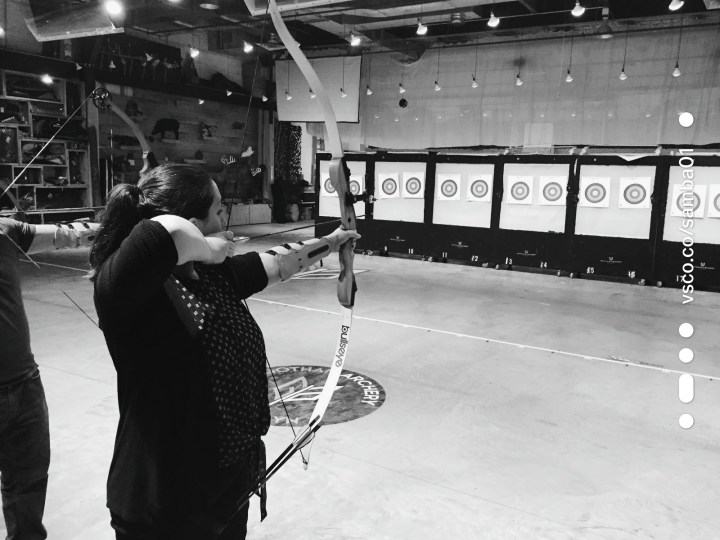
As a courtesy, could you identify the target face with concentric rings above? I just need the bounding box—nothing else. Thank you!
[677,192,701,212]
[441,179,458,197]
[623,184,646,205]
[470,179,489,199]
[349,180,361,195]
[324,178,335,194]
[542,182,563,202]
[511,181,530,201]
[405,177,422,195]
[382,178,398,195]
[585,183,607,204]
[713,193,720,213]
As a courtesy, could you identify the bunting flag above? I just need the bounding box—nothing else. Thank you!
[467,175,492,202]
[507,176,534,205]
[707,184,720,218]
[377,172,400,199]
[402,172,425,199]
[437,174,461,201]
[538,176,566,206]
[579,177,611,207]
[618,177,651,209]
[670,184,707,218]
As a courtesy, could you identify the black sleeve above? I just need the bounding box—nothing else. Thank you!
[94,220,178,317]
[224,251,268,300]
[0,217,36,252]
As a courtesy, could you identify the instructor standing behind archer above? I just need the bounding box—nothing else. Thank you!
[0,216,96,540]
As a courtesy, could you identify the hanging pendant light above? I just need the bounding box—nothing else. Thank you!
[309,88,316,99]
[673,63,681,77]
[565,70,574,83]
[488,12,500,28]
[399,83,406,94]
[619,69,628,80]
[416,20,428,35]
[571,2,585,17]
[669,0,684,11]
[515,74,523,86]
[366,85,373,95]
[471,76,479,88]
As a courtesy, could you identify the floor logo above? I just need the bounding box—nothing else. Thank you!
[267,365,386,426]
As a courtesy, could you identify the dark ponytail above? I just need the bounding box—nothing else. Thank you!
[89,163,216,278]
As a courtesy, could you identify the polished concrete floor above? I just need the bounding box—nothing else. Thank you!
[3,221,720,540]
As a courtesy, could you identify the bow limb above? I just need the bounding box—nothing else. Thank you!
[91,87,158,174]
[268,0,357,432]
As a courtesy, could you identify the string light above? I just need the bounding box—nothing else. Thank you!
[669,0,684,11]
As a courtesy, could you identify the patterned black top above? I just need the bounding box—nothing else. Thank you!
[169,266,271,468]
[94,219,269,523]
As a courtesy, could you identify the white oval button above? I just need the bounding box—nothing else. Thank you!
[679,373,694,404]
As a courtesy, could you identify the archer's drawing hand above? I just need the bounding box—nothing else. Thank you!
[203,231,236,264]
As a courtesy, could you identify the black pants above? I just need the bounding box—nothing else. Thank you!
[111,459,252,540]
[0,370,50,540]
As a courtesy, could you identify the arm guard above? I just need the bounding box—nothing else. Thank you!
[267,238,331,281]
[53,221,98,249]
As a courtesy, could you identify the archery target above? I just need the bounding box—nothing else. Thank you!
[402,172,425,199]
[708,185,720,218]
[377,172,400,199]
[437,174,461,201]
[670,184,706,218]
[618,177,651,209]
[467,175,492,202]
[320,176,334,197]
[507,176,534,205]
[349,175,364,196]
[538,176,566,206]
[579,177,610,207]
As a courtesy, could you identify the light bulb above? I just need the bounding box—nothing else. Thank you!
[399,83,406,94]
[515,74,523,86]
[261,95,268,102]
[0,27,5,38]
[103,0,123,17]
[565,70,574,83]
[226,90,232,97]
[309,89,316,99]
[341,88,347,98]
[366,86,373,95]
[285,91,292,101]
[189,47,199,58]
[571,2,585,17]
[416,21,428,35]
[619,68,628,80]
[434,81,441,91]
[488,12,500,28]
[198,99,204,104]
[673,63,681,77]
[243,41,254,53]
[40,74,53,85]
[350,33,361,46]
[471,76,479,88]
[669,0,684,11]
[108,61,116,69]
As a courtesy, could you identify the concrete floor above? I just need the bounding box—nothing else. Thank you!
[3,221,719,540]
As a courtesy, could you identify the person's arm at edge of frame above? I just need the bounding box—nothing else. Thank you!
[27,222,100,254]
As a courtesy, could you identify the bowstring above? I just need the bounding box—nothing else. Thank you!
[225,3,270,232]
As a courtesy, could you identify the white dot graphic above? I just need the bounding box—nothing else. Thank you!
[679,414,694,429]
[678,112,694,128]
[679,348,694,363]
[679,323,694,338]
